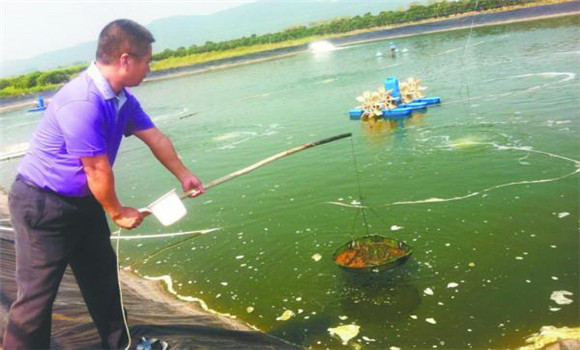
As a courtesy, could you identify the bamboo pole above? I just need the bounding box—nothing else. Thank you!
[180,132,352,199]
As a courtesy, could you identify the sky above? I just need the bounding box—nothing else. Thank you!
[0,0,256,63]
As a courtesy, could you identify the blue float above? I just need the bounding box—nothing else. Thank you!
[398,101,428,110]
[348,109,364,120]
[28,107,47,112]
[382,107,413,118]
[413,97,441,105]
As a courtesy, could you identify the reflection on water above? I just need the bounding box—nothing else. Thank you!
[339,277,420,326]
[359,113,429,148]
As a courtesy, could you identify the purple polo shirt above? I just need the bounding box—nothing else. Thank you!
[18,64,154,197]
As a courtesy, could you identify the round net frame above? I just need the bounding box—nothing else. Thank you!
[332,235,412,271]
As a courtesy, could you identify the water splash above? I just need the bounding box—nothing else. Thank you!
[0,142,29,161]
[308,40,336,53]
[215,125,280,150]
[511,72,576,83]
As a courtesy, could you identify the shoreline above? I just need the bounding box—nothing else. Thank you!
[1,1,578,113]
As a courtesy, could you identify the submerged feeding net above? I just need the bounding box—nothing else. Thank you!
[333,235,412,271]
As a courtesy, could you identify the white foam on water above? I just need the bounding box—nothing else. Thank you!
[471,72,577,103]
[437,40,487,56]
[215,125,280,150]
[327,324,360,345]
[554,50,580,55]
[439,47,465,55]
[142,274,259,328]
[512,72,576,83]
[2,121,38,130]
[0,142,29,161]
[235,92,272,102]
[213,131,257,142]
[111,227,221,240]
[550,291,574,305]
[425,318,437,324]
[510,72,575,94]
[276,310,295,321]
[2,142,29,154]
[325,201,368,208]
[380,143,580,207]
[316,78,336,84]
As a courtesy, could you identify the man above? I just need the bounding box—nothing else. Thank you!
[2,19,204,349]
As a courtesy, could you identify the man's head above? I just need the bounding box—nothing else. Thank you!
[96,19,155,87]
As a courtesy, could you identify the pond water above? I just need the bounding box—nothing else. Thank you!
[1,15,578,349]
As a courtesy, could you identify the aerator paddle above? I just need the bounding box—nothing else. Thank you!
[141,133,352,226]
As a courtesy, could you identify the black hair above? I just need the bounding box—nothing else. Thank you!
[96,19,155,64]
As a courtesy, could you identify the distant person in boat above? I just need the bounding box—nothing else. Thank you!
[36,95,45,108]
[2,19,204,350]
[27,95,47,112]
[389,42,397,58]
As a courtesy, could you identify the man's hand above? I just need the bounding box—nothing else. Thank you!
[112,207,143,230]
[181,174,205,198]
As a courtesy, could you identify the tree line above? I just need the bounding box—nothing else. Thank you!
[0,0,543,98]
[151,0,537,60]
[0,65,87,98]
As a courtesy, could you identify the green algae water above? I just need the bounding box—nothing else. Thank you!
[1,16,579,349]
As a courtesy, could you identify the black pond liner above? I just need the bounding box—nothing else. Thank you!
[332,235,412,273]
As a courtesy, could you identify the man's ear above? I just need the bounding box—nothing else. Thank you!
[119,53,131,69]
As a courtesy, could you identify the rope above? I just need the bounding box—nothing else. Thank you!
[459,0,480,106]
[127,231,206,269]
[349,137,370,236]
[115,228,132,350]
[367,205,392,231]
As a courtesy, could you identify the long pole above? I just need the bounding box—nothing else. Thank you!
[180,133,352,199]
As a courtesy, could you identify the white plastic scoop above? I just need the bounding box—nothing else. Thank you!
[139,189,187,226]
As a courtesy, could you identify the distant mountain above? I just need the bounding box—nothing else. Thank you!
[2,42,97,78]
[1,0,420,78]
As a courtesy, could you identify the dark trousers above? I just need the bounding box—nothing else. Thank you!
[2,177,129,349]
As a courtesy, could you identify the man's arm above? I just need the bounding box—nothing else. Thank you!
[134,127,205,196]
[81,154,142,229]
